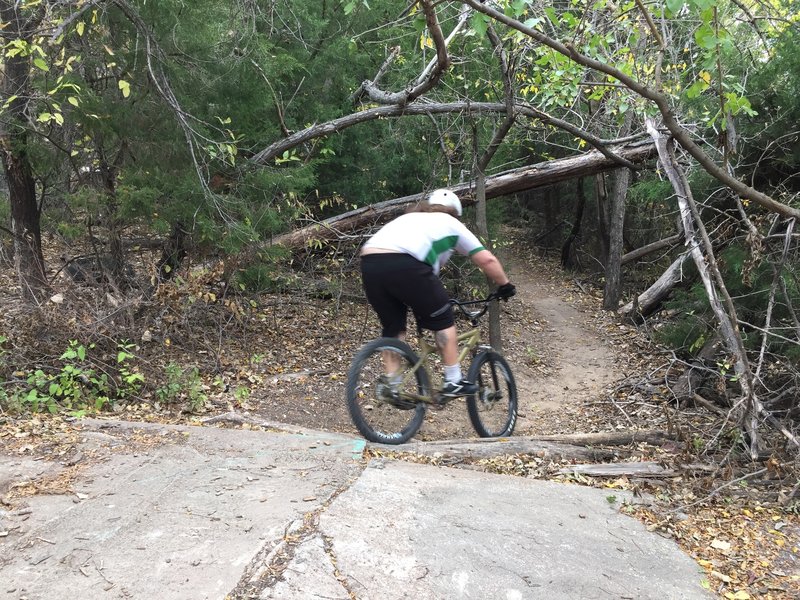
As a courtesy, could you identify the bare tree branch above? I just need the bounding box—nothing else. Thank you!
[360,0,451,106]
[250,100,645,167]
[646,117,800,455]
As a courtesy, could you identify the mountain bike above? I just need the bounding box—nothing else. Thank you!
[346,294,518,445]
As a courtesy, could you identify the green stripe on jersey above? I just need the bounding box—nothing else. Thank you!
[468,246,485,256]
[424,235,459,266]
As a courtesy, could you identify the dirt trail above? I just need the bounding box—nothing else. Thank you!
[414,247,625,440]
[502,250,623,432]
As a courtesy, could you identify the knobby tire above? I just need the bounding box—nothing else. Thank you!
[346,337,429,445]
[466,350,518,437]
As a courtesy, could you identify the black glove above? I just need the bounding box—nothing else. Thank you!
[497,282,516,301]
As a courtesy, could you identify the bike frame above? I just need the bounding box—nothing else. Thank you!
[396,326,483,405]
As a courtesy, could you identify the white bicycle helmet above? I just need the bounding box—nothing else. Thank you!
[427,188,462,217]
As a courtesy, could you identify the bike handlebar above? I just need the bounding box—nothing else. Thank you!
[450,293,503,322]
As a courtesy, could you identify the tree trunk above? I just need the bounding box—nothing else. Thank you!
[594,173,609,264]
[561,178,586,269]
[602,166,631,310]
[0,3,48,303]
[602,103,635,310]
[474,171,502,351]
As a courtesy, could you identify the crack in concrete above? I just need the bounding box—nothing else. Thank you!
[226,481,356,599]
[322,533,357,600]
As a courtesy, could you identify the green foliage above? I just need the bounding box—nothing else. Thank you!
[741,26,800,192]
[156,363,208,413]
[155,363,184,405]
[116,341,144,401]
[0,339,147,416]
[13,341,110,415]
[654,289,709,356]
[230,246,292,293]
[628,178,675,207]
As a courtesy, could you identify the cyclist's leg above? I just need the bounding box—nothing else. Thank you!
[361,255,409,377]
[433,326,458,366]
[396,270,471,390]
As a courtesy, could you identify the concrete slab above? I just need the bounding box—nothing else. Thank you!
[280,460,712,599]
[0,420,366,600]
[2,421,712,599]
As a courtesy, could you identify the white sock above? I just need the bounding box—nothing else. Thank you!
[444,364,461,383]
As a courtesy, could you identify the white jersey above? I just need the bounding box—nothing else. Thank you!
[362,212,485,274]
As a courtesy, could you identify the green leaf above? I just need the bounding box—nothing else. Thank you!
[694,23,717,49]
[76,21,85,36]
[522,17,543,30]
[37,112,52,122]
[33,58,49,72]
[506,0,527,18]
[686,79,709,99]
[470,12,489,37]
[665,0,685,15]
[691,0,715,10]
[118,79,131,98]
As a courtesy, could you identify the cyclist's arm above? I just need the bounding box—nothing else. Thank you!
[470,249,511,286]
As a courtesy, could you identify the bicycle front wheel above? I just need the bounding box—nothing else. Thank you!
[466,349,518,438]
[346,338,429,445]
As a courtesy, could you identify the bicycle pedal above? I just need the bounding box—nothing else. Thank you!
[429,395,450,410]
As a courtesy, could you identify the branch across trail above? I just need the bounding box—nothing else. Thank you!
[273,141,655,249]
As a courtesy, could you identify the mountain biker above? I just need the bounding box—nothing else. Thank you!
[359,188,516,398]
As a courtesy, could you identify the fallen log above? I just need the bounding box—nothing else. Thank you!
[559,461,674,477]
[378,429,676,461]
[530,429,676,447]
[559,461,717,478]
[620,233,682,265]
[380,437,623,462]
[620,252,691,318]
[273,141,656,249]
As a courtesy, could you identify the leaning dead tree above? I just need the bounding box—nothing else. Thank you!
[646,118,799,458]
[272,141,655,250]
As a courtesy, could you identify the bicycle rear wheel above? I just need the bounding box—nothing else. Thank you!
[466,349,518,437]
[346,338,429,444]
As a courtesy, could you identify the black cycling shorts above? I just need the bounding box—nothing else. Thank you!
[360,253,454,337]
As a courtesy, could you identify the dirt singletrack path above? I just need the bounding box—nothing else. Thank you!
[502,250,623,433]
[231,236,632,441]
[417,245,625,440]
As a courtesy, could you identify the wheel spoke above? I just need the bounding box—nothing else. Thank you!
[346,339,428,444]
